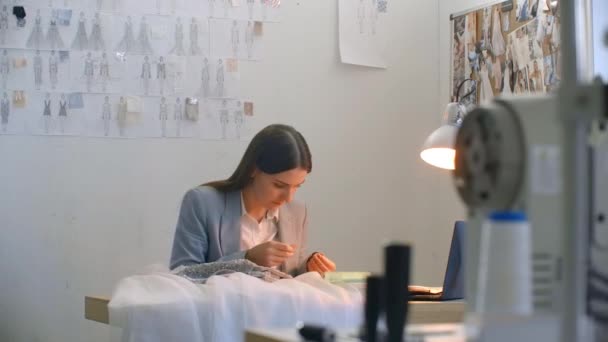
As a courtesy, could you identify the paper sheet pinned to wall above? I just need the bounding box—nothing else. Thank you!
[338,0,388,68]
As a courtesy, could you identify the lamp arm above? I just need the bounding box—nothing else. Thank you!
[455,78,476,103]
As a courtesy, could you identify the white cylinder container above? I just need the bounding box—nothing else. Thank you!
[476,211,532,316]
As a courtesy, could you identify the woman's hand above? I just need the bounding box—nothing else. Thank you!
[306,252,336,276]
[245,241,296,267]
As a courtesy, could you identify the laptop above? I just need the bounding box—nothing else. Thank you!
[408,221,465,301]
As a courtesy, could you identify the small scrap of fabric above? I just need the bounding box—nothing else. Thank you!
[172,259,293,284]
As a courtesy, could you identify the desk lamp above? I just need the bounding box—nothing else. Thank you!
[420,79,476,170]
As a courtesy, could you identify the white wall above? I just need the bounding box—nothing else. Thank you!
[0,1,464,341]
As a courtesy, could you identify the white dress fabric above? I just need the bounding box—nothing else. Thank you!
[109,268,363,342]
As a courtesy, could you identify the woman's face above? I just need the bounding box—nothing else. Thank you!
[249,167,308,210]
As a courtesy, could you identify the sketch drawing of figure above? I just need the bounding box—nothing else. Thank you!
[209,0,216,17]
[157,56,166,95]
[201,57,210,97]
[189,17,201,56]
[99,52,110,92]
[84,52,94,92]
[224,0,230,17]
[247,0,255,19]
[159,96,168,137]
[49,50,58,90]
[71,12,89,50]
[369,0,378,34]
[215,59,224,97]
[174,97,182,137]
[101,95,111,136]
[141,55,152,95]
[261,0,268,21]
[136,16,154,55]
[46,18,64,50]
[357,0,365,34]
[478,59,494,103]
[117,96,127,136]
[89,13,105,51]
[27,10,45,49]
[245,21,254,59]
[116,16,135,53]
[43,93,52,134]
[219,99,229,139]
[231,20,240,57]
[1,92,9,133]
[57,93,68,133]
[34,50,43,90]
[233,100,243,139]
[0,6,9,44]
[1,50,9,89]
[169,17,185,55]
[491,7,505,56]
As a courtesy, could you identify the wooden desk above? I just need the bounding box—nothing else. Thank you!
[84,296,464,327]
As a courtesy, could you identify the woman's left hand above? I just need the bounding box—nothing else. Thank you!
[306,252,336,276]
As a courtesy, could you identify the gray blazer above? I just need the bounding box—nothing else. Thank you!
[170,186,310,275]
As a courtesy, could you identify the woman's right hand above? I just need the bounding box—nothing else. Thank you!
[245,241,296,267]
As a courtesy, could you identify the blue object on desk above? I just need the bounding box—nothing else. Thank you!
[409,220,465,301]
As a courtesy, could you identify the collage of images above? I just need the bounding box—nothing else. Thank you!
[452,0,561,107]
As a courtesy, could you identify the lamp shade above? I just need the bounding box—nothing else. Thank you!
[420,102,466,170]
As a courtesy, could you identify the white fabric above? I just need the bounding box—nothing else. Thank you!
[108,269,363,342]
[240,192,279,250]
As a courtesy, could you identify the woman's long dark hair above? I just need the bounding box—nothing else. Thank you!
[204,124,312,192]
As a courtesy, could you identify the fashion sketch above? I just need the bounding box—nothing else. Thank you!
[201,57,210,97]
[1,92,9,132]
[174,97,182,137]
[136,17,154,55]
[491,7,506,56]
[369,0,378,34]
[247,0,255,19]
[357,0,365,34]
[479,59,494,103]
[49,50,58,90]
[141,55,152,95]
[233,100,243,139]
[223,0,230,17]
[169,17,185,55]
[157,56,166,95]
[245,21,254,59]
[159,96,168,137]
[189,18,201,56]
[209,0,216,17]
[46,19,64,50]
[89,13,105,51]
[43,93,52,134]
[215,59,224,97]
[231,20,240,58]
[261,0,268,20]
[219,99,229,139]
[34,50,43,90]
[0,6,8,44]
[101,95,111,136]
[27,10,45,49]
[99,52,110,92]
[84,52,94,92]
[1,50,9,89]
[71,12,89,50]
[58,93,67,133]
[116,16,135,53]
[117,96,127,136]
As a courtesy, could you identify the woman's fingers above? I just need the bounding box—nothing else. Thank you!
[316,254,336,271]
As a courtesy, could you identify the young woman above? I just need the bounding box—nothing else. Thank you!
[170,124,336,276]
